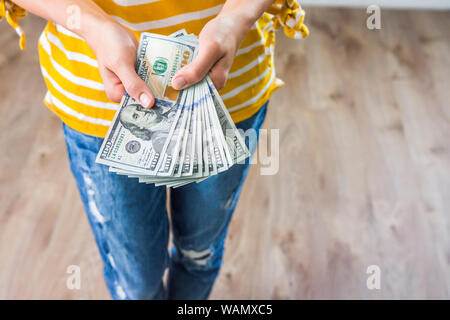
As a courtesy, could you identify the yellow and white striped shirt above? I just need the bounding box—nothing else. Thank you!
[1,0,308,137]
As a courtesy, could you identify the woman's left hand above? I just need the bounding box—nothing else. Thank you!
[171,14,250,91]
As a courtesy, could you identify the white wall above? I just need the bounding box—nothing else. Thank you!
[300,0,450,9]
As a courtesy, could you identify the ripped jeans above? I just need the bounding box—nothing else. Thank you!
[62,103,268,300]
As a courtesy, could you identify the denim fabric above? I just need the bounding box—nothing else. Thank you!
[63,103,268,300]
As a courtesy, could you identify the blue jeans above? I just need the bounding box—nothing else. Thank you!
[63,103,268,300]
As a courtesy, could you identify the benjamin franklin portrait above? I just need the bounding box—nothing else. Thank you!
[119,103,176,154]
[119,103,173,140]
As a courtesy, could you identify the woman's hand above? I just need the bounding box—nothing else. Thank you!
[171,0,275,91]
[11,0,155,107]
[171,14,250,91]
[85,21,154,107]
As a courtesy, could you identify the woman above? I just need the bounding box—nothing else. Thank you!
[1,0,308,299]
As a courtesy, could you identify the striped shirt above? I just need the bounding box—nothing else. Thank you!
[2,0,308,137]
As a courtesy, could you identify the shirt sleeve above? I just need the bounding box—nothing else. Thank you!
[0,0,27,50]
[267,0,309,39]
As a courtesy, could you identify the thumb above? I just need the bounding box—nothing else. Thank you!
[116,64,154,108]
[172,41,223,90]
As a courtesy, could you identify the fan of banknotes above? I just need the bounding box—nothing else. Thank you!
[96,30,250,188]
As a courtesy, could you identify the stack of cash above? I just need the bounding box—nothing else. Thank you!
[96,30,250,188]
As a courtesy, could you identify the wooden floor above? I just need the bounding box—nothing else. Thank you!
[0,8,449,299]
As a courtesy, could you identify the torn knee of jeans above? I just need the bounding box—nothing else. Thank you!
[106,253,128,299]
[114,281,127,299]
[221,186,240,210]
[83,173,109,224]
[179,247,213,267]
[107,253,117,269]
[223,196,235,210]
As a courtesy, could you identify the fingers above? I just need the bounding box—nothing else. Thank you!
[172,41,224,90]
[208,56,232,91]
[98,65,125,103]
[100,63,154,108]
[115,63,154,108]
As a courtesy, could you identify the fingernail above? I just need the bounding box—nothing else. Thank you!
[140,93,151,107]
[172,76,186,90]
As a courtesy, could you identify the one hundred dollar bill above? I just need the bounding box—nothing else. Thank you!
[96,30,251,187]
[96,33,198,173]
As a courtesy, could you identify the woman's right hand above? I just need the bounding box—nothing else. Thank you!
[10,0,154,107]
[84,20,154,108]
